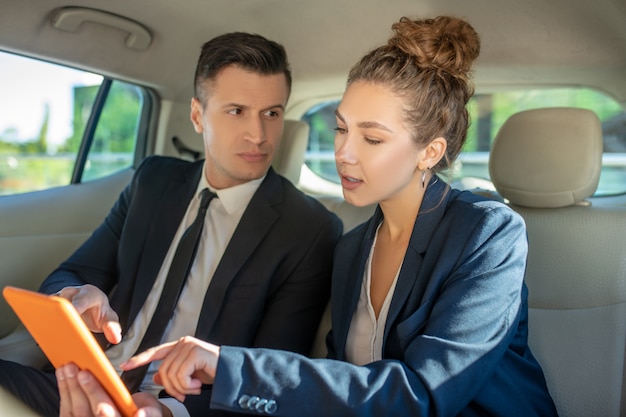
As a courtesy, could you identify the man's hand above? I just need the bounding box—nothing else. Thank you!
[56,364,169,417]
[57,285,122,345]
[121,336,220,402]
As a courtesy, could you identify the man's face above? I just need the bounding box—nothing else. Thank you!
[190,65,289,189]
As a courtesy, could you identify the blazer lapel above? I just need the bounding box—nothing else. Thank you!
[384,177,451,340]
[193,169,281,340]
[125,162,204,327]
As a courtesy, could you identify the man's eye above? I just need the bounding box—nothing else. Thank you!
[264,110,279,117]
[228,108,242,115]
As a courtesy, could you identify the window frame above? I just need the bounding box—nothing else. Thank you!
[71,78,156,184]
[0,50,157,193]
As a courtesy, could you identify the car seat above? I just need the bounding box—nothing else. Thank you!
[490,107,626,417]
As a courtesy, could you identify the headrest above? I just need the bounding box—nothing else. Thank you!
[489,107,602,208]
[272,119,309,184]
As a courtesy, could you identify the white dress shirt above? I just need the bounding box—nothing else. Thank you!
[345,224,401,366]
[105,163,263,416]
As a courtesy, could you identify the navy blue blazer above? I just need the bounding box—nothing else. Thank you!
[39,156,343,416]
[211,177,557,417]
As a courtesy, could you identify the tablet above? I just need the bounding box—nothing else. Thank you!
[2,286,137,417]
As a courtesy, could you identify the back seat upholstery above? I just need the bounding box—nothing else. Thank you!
[490,107,626,417]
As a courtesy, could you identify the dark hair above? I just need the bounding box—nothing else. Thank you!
[347,16,480,172]
[194,32,292,104]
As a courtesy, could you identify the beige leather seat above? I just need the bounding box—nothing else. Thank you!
[0,387,40,416]
[490,107,626,417]
[272,119,309,185]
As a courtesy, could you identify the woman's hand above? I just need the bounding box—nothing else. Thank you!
[121,336,220,402]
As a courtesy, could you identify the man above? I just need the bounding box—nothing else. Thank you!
[0,32,342,417]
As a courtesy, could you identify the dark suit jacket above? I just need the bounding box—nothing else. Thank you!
[39,156,343,416]
[211,177,558,417]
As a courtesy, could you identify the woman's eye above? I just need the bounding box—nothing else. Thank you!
[365,137,381,145]
[334,127,347,134]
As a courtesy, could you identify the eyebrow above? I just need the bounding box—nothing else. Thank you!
[335,109,393,132]
[226,103,285,112]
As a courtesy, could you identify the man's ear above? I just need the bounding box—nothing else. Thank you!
[420,137,447,169]
[190,97,203,133]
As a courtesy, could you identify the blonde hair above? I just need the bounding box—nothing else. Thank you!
[347,16,480,171]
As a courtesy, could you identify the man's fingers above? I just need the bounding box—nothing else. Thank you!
[59,285,122,337]
[57,286,80,299]
[57,365,73,417]
[101,307,122,344]
[132,392,168,417]
[69,285,103,314]
[57,364,93,417]
[76,370,120,417]
[103,320,123,345]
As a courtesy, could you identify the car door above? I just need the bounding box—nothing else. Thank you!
[0,52,155,345]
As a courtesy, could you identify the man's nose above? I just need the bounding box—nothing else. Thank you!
[244,116,266,144]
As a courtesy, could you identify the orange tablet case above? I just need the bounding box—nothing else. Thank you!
[2,286,138,417]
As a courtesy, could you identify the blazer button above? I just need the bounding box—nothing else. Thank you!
[265,399,278,414]
[247,396,261,409]
[255,398,268,413]
[237,395,251,410]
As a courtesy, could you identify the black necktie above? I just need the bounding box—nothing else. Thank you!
[121,188,216,393]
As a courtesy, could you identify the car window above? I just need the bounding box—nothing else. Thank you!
[0,51,152,196]
[302,88,626,196]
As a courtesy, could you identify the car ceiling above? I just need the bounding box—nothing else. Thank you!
[1,0,625,107]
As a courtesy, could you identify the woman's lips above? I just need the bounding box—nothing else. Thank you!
[340,175,363,191]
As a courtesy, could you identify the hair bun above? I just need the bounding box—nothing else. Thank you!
[389,16,480,78]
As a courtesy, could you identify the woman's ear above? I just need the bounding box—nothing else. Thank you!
[419,137,447,170]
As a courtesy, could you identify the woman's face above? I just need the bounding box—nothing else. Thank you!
[334,81,425,207]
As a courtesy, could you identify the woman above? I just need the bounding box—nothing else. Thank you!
[59,15,557,417]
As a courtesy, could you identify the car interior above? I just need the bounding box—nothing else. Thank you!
[0,0,625,416]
